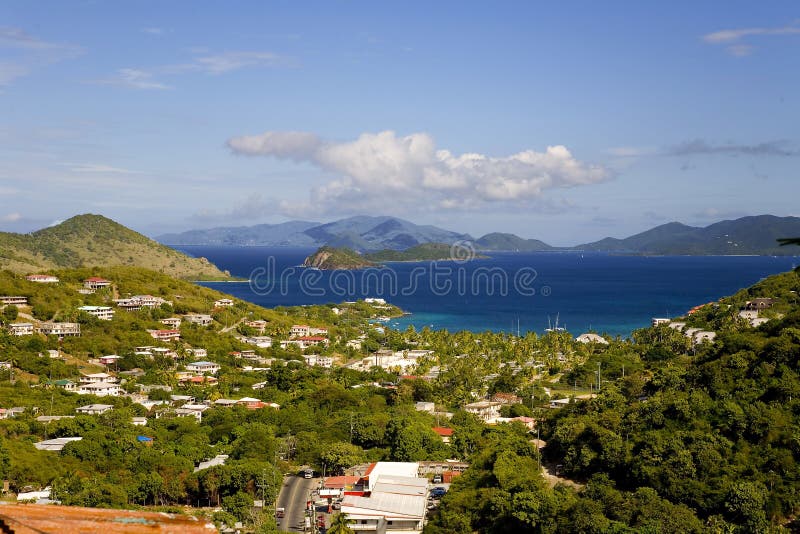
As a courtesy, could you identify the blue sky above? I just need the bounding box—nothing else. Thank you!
[1,1,798,245]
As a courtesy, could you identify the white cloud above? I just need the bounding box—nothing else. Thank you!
[227,129,610,215]
[173,51,286,75]
[1,212,22,222]
[703,23,800,55]
[93,68,172,90]
[67,163,142,174]
[142,27,165,35]
[0,27,83,87]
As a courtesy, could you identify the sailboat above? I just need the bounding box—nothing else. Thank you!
[545,313,566,333]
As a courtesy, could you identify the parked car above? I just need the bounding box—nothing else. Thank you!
[301,468,314,479]
[430,486,447,498]
[276,507,285,519]
[432,474,443,484]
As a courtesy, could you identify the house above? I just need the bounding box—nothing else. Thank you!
[98,355,121,366]
[186,361,221,375]
[114,295,170,311]
[245,319,267,333]
[194,454,229,473]
[491,393,522,405]
[243,336,273,347]
[414,401,435,413]
[78,382,121,397]
[0,296,28,305]
[37,322,80,337]
[75,404,114,415]
[692,330,717,344]
[179,375,218,386]
[36,415,75,423]
[83,277,111,290]
[46,349,60,358]
[549,398,572,409]
[295,336,329,348]
[309,327,329,336]
[0,361,11,371]
[80,372,117,384]
[175,403,209,421]
[132,417,147,426]
[463,401,502,423]
[668,321,686,331]
[148,329,180,341]
[8,323,34,336]
[184,313,213,326]
[213,298,234,308]
[303,354,334,368]
[160,317,182,329]
[78,305,115,321]
[187,348,207,359]
[290,325,310,337]
[651,318,670,327]
[52,379,76,391]
[33,437,82,451]
[26,274,59,283]
[575,333,609,345]
[364,297,387,305]
[431,427,453,443]
[236,397,269,409]
[744,298,774,311]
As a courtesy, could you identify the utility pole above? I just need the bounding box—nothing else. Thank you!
[597,363,601,392]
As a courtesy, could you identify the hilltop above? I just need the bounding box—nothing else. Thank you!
[0,214,230,280]
[303,246,376,270]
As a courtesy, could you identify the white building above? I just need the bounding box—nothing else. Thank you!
[187,348,207,359]
[38,322,80,337]
[161,317,182,328]
[175,403,209,421]
[83,277,112,290]
[575,333,609,345]
[290,324,310,337]
[75,404,114,415]
[8,323,34,336]
[148,329,180,341]
[0,296,28,305]
[80,372,117,384]
[114,295,170,311]
[303,354,334,368]
[651,318,671,327]
[214,298,234,308]
[77,382,121,397]
[26,274,59,283]
[34,437,81,451]
[186,361,221,375]
[78,305,115,321]
[463,401,502,423]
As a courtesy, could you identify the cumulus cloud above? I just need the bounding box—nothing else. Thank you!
[669,139,798,157]
[703,23,800,55]
[227,129,610,215]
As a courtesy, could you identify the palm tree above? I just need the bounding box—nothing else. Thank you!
[327,512,355,534]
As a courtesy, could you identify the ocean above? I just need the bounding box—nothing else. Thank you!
[177,246,798,337]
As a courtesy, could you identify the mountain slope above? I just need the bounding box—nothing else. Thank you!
[475,232,554,251]
[0,214,230,279]
[158,215,472,251]
[302,246,376,270]
[579,215,800,255]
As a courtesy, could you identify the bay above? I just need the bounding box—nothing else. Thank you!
[176,246,798,337]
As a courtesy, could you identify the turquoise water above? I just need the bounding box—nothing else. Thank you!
[178,246,798,337]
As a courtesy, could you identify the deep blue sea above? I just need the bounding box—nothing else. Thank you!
[177,246,799,337]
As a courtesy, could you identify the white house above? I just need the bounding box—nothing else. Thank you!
[78,305,115,321]
[463,401,502,423]
[214,298,234,308]
[160,317,182,329]
[75,404,114,415]
[33,438,81,451]
[26,274,59,283]
[575,333,609,345]
[38,322,80,336]
[175,403,209,422]
[80,372,117,384]
[148,329,180,341]
[8,323,34,336]
[651,318,671,327]
[0,296,28,305]
[303,354,334,368]
[290,324,310,337]
[77,382,121,397]
[186,361,221,375]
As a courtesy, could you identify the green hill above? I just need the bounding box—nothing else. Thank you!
[0,214,230,280]
[303,246,376,270]
[475,232,554,251]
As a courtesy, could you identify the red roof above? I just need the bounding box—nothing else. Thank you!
[84,277,110,282]
[432,426,453,437]
[324,475,360,489]
[296,336,327,341]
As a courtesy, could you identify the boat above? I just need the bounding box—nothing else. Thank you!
[545,313,566,333]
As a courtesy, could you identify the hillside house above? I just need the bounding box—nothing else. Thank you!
[77,382,121,396]
[80,373,117,384]
[160,317,182,328]
[83,277,111,290]
[53,379,76,391]
[290,324,310,337]
[431,427,453,443]
[148,329,180,341]
[186,361,221,375]
[26,274,59,283]
[37,322,80,336]
[575,333,609,344]
[184,313,213,326]
[78,305,115,321]
[8,323,34,336]
[463,401,502,423]
[744,298,774,311]
[75,404,113,415]
[114,295,170,311]
[213,298,234,308]
[0,296,28,305]
[245,319,267,332]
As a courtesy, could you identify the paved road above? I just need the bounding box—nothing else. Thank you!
[276,475,317,532]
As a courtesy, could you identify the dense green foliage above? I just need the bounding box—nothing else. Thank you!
[303,246,376,270]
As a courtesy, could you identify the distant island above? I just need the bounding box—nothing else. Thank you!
[157,214,800,256]
[303,246,377,270]
[303,242,493,270]
[0,214,231,280]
